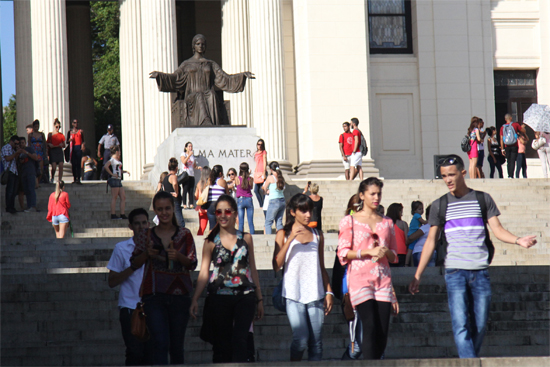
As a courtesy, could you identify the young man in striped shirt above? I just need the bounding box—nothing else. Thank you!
[408,154,537,358]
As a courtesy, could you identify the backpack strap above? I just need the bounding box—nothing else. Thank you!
[475,190,487,223]
[438,193,448,227]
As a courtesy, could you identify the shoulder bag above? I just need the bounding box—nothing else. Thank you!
[196,184,210,206]
[131,302,150,342]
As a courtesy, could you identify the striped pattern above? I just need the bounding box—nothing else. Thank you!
[444,200,489,270]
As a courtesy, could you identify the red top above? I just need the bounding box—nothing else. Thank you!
[47,132,66,147]
[70,130,83,146]
[339,132,355,156]
[47,191,71,222]
[394,223,407,255]
[132,227,197,296]
[500,122,521,147]
[352,129,361,153]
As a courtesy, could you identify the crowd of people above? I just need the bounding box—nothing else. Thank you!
[466,114,550,179]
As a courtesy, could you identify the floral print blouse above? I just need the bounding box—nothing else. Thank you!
[208,231,256,296]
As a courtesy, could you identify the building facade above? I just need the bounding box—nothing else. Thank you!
[13,0,550,179]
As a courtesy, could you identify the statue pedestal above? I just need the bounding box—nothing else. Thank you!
[149,126,263,189]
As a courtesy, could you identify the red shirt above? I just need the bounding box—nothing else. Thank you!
[339,132,354,156]
[500,122,521,147]
[394,223,407,255]
[47,132,65,147]
[69,130,83,146]
[47,191,71,222]
[352,129,362,153]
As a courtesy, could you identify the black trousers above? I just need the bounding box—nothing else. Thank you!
[119,307,153,366]
[488,155,503,178]
[71,145,82,181]
[356,299,392,360]
[209,293,256,363]
[504,146,518,178]
[182,176,195,206]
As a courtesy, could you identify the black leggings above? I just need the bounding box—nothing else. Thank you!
[182,176,195,206]
[209,293,256,363]
[356,299,392,360]
[488,155,503,178]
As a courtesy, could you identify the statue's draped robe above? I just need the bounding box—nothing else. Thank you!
[154,59,247,126]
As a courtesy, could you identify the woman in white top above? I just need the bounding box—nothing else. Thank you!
[180,142,201,209]
[272,193,333,361]
[104,146,130,220]
[206,165,228,230]
[535,131,550,178]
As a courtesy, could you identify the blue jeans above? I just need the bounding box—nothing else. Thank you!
[237,197,255,234]
[21,174,36,209]
[254,183,264,208]
[142,293,191,365]
[265,197,285,234]
[207,202,217,230]
[516,153,527,178]
[285,298,324,361]
[173,197,185,227]
[445,268,492,358]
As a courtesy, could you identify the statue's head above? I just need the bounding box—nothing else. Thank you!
[192,34,207,54]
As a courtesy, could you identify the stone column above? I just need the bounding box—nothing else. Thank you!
[119,0,146,178]
[66,2,95,156]
[14,1,33,137]
[221,0,252,127]
[292,0,378,177]
[140,0,178,165]
[249,0,289,166]
[29,0,70,136]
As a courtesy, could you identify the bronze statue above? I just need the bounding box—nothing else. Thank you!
[150,34,255,126]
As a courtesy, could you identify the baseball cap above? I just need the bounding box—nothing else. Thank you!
[107,124,114,130]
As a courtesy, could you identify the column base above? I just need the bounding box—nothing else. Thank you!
[293,159,380,179]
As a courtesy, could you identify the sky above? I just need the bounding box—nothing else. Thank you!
[1,1,15,108]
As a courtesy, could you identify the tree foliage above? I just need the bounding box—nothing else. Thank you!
[3,95,17,146]
[90,1,121,140]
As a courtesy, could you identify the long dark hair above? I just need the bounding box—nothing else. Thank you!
[257,139,265,151]
[209,165,224,185]
[468,117,479,135]
[269,161,285,191]
[356,177,383,212]
[345,194,360,216]
[152,191,178,227]
[206,194,238,242]
[386,203,404,224]
[283,194,313,236]
[239,162,251,190]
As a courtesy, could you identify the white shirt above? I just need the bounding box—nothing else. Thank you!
[283,230,325,304]
[110,157,122,177]
[179,152,195,177]
[107,238,144,309]
[412,224,431,255]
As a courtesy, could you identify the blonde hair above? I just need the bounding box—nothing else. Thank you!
[55,181,65,203]
[310,183,319,195]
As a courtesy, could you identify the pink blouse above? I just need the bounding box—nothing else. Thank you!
[337,215,398,307]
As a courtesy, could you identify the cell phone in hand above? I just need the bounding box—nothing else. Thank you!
[307,181,311,186]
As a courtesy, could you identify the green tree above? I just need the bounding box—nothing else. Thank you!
[90,1,121,143]
[3,94,17,146]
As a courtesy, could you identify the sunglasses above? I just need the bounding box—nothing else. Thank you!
[438,156,459,167]
[372,233,379,244]
[228,173,235,176]
[215,209,235,216]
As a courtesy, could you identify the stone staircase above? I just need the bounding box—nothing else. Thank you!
[1,178,549,365]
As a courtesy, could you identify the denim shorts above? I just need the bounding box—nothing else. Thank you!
[52,214,69,225]
[108,177,123,188]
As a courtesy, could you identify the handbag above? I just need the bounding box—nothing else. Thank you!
[532,137,547,151]
[196,185,210,206]
[131,302,150,342]
[177,170,189,185]
[341,216,355,322]
[272,278,286,313]
[64,146,71,163]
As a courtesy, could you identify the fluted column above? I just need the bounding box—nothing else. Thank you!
[119,0,146,178]
[140,0,178,164]
[14,1,33,137]
[29,0,70,136]
[249,0,288,163]
[221,0,252,127]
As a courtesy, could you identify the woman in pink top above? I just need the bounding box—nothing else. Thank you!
[253,139,267,208]
[337,177,398,360]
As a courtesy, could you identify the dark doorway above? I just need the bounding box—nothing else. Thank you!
[494,70,538,158]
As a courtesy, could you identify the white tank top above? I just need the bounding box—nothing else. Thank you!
[282,229,325,304]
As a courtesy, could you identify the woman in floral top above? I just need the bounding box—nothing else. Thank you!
[190,194,263,363]
[337,177,398,360]
[131,191,197,365]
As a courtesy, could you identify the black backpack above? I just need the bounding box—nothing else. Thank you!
[435,191,495,266]
[461,135,471,152]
